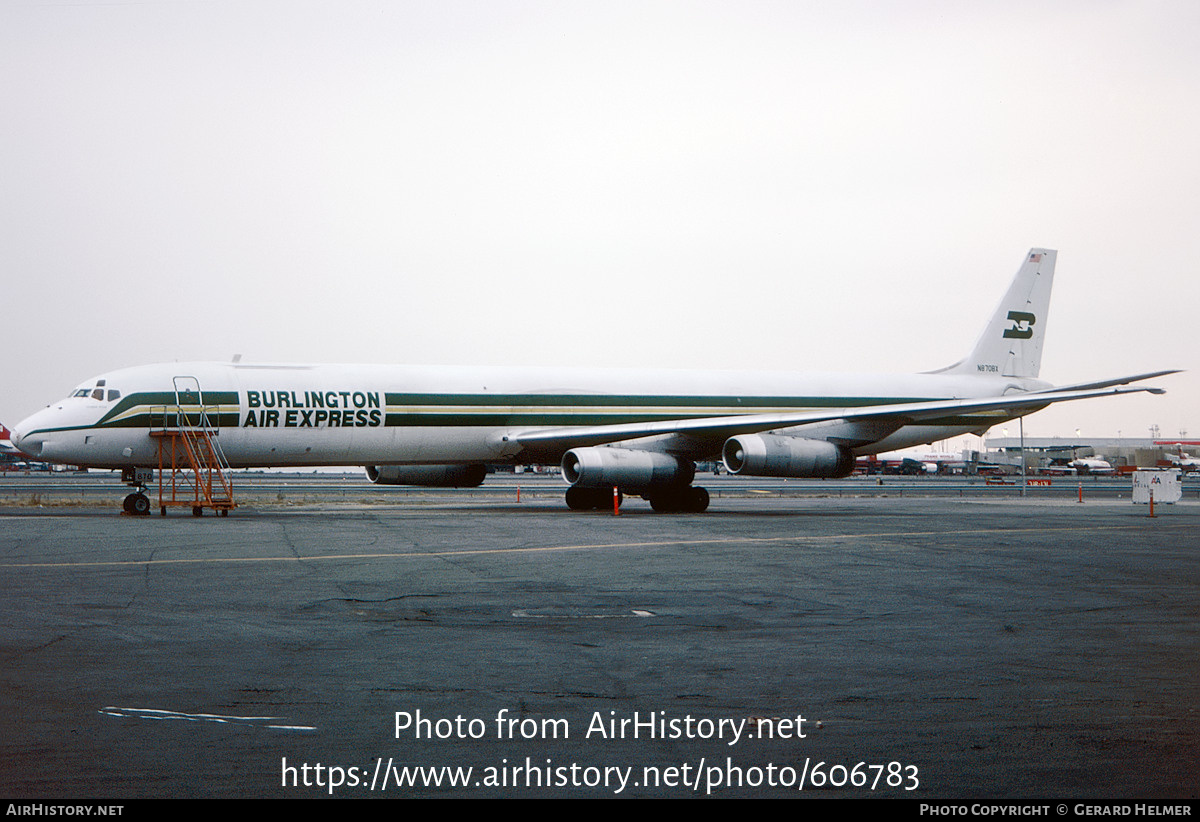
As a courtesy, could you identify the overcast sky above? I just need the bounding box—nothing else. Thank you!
[2,0,1196,445]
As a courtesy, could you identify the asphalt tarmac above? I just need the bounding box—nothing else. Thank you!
[0,489,1196,799]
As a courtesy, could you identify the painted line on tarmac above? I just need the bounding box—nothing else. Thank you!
[99,706,316,731]
[0,523,1185,569]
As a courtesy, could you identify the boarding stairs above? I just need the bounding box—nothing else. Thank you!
[148,377,236,516]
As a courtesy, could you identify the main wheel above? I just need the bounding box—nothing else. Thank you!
[565,486,613,510]
[565,486,593,510]
[685,486,710,513]
[648,486,710,513]
[648,490,678,512]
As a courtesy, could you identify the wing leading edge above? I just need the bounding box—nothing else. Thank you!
[505,380,1172,454]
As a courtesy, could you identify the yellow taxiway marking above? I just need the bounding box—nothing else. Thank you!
[0,524,1180,570]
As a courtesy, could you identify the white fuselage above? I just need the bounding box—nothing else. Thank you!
[12,361,1040,470]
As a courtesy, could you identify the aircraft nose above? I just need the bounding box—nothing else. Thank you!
[10,417,43,458]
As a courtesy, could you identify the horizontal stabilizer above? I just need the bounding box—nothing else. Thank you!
[1032,370,1181,395]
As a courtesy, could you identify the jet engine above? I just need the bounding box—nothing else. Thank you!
[365,464,487,487]
[561,447,694,490]
[722,435,853,479]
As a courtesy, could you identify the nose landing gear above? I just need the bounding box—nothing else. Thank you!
[120,467,154,516]
[122,491,152,516]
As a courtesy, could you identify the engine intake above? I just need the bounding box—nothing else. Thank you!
[366,464,487,487]
[561,447,694,490]
[722,435,853,478]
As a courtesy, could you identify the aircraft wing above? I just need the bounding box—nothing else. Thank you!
[507,383,1166,452]
[1028,369,1181,394]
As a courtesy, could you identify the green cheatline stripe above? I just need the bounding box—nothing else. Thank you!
[382,392,929,408]
[379,411,1017,428]
[100,412,242,429]
[43,389,1010,434]
[383,412,728,427]
[111,389,940,413]
[80,409,1012,431]
[98,391,239,426]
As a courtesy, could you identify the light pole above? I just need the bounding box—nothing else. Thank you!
[1019,416,1027,497]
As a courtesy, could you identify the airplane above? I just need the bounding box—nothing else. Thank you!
[0,424,16,456]
[1042,457,1116,476]
[1070,457,1115,475]
[0,423,44,471]
[1160,445,1200,470]
[863,447,965,474]
[0,423,27,467]
[10,249,1177,515]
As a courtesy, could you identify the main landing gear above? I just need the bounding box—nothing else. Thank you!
[565,485,710,513]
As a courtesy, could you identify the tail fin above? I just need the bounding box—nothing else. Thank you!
[937,248,1056,379]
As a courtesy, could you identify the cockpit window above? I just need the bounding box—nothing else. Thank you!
[75,379,111,401]
[70,380,116,401]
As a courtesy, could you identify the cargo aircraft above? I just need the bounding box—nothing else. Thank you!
[10,249,1176,514]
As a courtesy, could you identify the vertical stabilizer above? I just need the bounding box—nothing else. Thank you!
[940,248,1056,379]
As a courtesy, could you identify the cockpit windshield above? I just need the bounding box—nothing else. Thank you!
[70,380,120,403]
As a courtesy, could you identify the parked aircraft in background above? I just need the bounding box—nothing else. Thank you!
[0,424,16,455]
[1161,446,1200,470]
[865,447,965,474]
[0,423,47,471]
[10,249,1176,514]
[1070,457,1115,475]
[1043,457,1116,476]
[0,424,21,463]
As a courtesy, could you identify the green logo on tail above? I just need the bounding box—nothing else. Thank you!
[1002,311,1036,339]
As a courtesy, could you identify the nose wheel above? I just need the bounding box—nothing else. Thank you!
[122,491,152,516]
